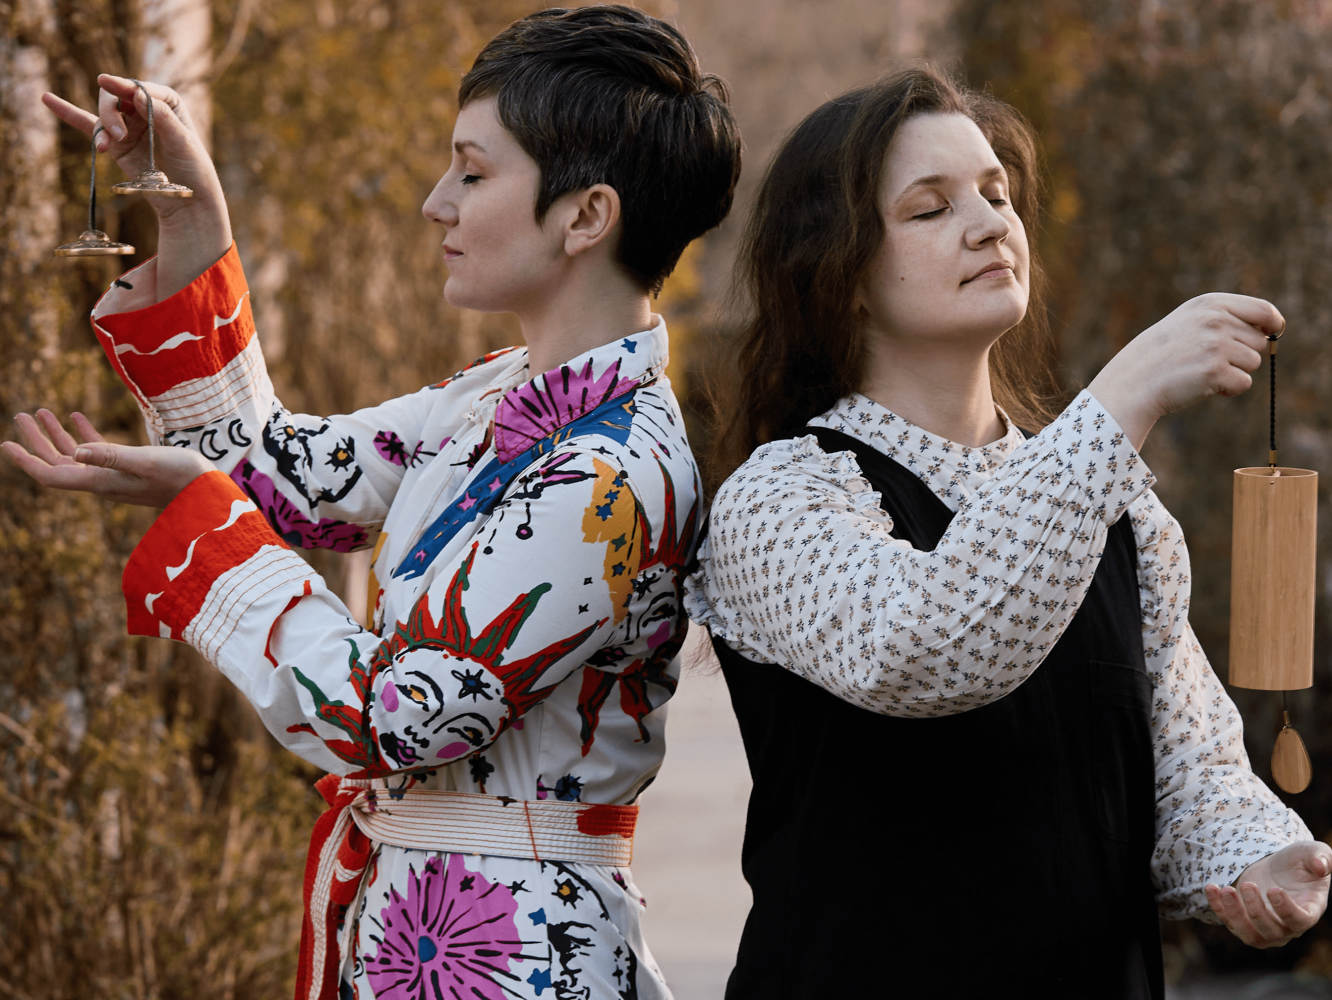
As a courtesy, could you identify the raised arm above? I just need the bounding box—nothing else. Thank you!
[85,244,506,550]
[691,391,1153,716]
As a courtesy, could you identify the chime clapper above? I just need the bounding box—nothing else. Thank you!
[1229,327,1316,795]
[54,79,194,259]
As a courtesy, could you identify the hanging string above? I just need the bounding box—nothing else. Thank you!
[131,80,157,173]
[1269,336,1279,468]
[88,126,102,233]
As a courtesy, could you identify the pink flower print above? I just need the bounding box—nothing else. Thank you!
[492,357,636,462]
[366,855,532,999]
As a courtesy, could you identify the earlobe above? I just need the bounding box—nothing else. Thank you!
[563,184,621,258]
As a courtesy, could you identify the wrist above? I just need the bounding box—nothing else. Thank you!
[1085,379,1159,452]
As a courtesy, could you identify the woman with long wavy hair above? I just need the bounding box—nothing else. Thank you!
[686,69,1330,998]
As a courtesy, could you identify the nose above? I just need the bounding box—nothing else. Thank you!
[964,192,1010,249]
[422,174,458,227]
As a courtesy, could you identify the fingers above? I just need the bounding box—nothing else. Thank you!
[1206,292,1286,338]
[70,412,108,445]
[1267,886,1319,933]
[36,409,81,456]
[14,412,74,467]
[41,92,100,137]
[1238,881,1291,942]
[97,74,193,142]
[1205,881,1299,948]
[97,85,132,145]
[0,439,127,497]
[1206,883,1262,946]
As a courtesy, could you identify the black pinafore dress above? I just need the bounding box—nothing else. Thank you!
[713,426,1163,999]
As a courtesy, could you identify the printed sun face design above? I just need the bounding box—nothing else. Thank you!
[365,855,536,1000]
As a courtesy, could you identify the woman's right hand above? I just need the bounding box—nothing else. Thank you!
[42,74,232,300]
[1087,293,1282,451]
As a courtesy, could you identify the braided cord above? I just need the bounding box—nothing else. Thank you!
[1269,338,1278,467]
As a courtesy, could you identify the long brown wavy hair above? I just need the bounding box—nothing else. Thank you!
[706,69,1062,489]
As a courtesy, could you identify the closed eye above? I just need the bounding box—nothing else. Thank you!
[461,174,481,186]
[913,207,947,220]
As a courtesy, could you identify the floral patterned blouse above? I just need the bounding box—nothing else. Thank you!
[685,390,1312,920]
[91,245,698,999]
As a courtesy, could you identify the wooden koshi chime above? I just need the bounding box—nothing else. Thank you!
[1229,333,1317,794]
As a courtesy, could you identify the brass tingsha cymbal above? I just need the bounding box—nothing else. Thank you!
[112,169,193,198]
[53,230,135,257]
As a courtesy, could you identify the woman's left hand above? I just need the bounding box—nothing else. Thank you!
[3,410,212,507]
[1205,841,1332,947]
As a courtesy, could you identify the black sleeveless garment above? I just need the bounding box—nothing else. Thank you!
[714,425,1162,1000]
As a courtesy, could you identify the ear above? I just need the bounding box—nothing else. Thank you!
[560,183,622,259]
[852,276,871,322]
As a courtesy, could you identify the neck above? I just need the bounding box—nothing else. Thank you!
[516,260,653,376]
[860,330,1006,448]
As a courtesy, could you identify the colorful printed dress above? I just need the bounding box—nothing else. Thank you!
[91,246,699,1000]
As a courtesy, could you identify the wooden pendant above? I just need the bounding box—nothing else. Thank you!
[1273,713,1312,794]
[1229,467,1317,691]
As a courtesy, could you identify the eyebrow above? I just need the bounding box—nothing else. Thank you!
[454,139,487,156]
[895,164,1007,201]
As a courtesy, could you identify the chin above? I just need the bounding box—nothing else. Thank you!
[443,278,495,313]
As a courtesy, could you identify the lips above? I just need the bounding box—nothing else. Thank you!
[442,245,462,260]
[964,260,1013,283]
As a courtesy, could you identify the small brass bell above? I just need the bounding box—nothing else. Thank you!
[54,230,135,257]
[110,80,192,199]
[54,125,134,258]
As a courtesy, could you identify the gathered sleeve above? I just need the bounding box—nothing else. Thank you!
[686,391,1155,717]
[90,245,508,552]
[120,442,677,778]
[1129,491,1314,919]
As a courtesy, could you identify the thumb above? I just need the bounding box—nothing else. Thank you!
[74,443,134,471]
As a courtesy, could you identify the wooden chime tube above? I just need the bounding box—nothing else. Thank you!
[1229,466,1317,691]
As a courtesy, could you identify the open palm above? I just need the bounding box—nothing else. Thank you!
[1205,840,1332,947]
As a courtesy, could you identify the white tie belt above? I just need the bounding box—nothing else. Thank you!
[347,781,638,865]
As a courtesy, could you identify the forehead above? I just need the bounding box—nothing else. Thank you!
[883,113,1004,195]
[452,95,522,159]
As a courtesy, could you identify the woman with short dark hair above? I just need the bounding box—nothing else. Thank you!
[688,69,1329,999]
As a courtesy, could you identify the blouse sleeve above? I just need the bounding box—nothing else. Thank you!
[118,442,683,778]
[686,391,1155,717]
[1128,491,1315,920]
[89,245,509,552]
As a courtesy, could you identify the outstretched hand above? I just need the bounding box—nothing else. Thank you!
[3,410,212,508]
[1205,841,1332,948]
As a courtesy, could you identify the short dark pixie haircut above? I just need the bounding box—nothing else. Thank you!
[459,5,742,293]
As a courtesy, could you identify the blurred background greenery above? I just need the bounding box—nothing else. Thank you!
[5,0,1332,996]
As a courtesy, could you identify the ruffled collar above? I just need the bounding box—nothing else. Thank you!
[807,392,1025,512]
[482,318,669,463]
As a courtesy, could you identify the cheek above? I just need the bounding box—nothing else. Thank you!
[869,231,949,312]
